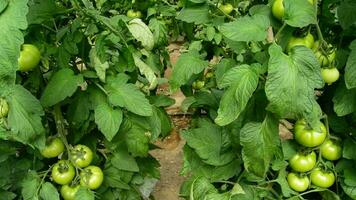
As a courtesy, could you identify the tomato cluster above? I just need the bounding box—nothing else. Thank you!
[286,119,342,192]
[41,140,103,200]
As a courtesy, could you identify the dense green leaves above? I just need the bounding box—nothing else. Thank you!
[177,5,210,24]
[345,40,356,89]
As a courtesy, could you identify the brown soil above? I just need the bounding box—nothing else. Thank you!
[151,116,191,200]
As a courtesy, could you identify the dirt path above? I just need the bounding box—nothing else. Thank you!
[151,116,190,200]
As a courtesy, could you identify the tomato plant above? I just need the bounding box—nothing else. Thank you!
[2,0,356,199]
[289,151,316,172]
[287,173,309,192]
[51,160,75,185]
[70,144,93,168]
[80,166,104,190]
[41,137,65,158]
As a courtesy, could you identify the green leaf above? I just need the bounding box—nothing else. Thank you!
[266,44,323,128]
[127,18,154,51]
[333,81,356,116]
[170,51,209,91]
[21,171,40,200]
[240,114,280,178]
[95,103,123,142]
[345,40,356,89]
[7,85,45,147]
[39,182,60,200]
[176,5,210,24]
[181,146,240,182]
[205,193,231,200]
[148,18,168,46]
[283,0,316,27]
[106,76,152,116]
[215,65,259,126]
[219,15,270,42]
[125,122,150,157]
[337,0,356,30]
[111,145,139,172]
[182,121,235,166]
[0,0,27,88]
[133,53,158,90]
[40,68,83,107]
[343,139,356,160]
[190,177,218,200]
[27,0,59,25]
[341,179,356,200]
[67,91,90,127]
[89,48,109,82]
[276,168,296,197]
[75,187,95,200]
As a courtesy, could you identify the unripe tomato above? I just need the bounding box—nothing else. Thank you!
[41,137,65,158]
[272,0,284,21]
[294,119,327,147]
[219,3,234,15]
[320,139,342,161]
[18,44,41,72]
[51,160,75,185]
[310,168,335,188]
[287,173,309,192]
[127,9,142,18]
[80,166,104,190]
[287,33,314,52]
[60,185,80,200]
[71,144,93,168]
[205,72,214,79]
[192,80,205,90]
[0,98,9,118]
[289,151,316,172]
[321,67,340,85]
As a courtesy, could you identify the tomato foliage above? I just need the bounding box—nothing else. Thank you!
[0,0,175,199]
[2,0,356,199]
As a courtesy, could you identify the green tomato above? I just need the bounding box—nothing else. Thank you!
[205,72,214,79]
[71,144,93,168]
[272,0,284,21]
[126,9,142,18]
[310,168,335,188]
[18,44,41,72]
[41,137,65,158]
[60,185,80,200]
[0,98,9,118]
[289,151,316,172]
[294,119,327,147]
[321,67,340,85]
[80,166,104,190]
[51,160,75,185]
[219,3,234,15]
[320,139,342,161]
[192,80,205,90]
[287,173,309,192]
[287,33,314,52]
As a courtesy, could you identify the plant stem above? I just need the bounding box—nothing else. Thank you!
[274,22,287,42]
